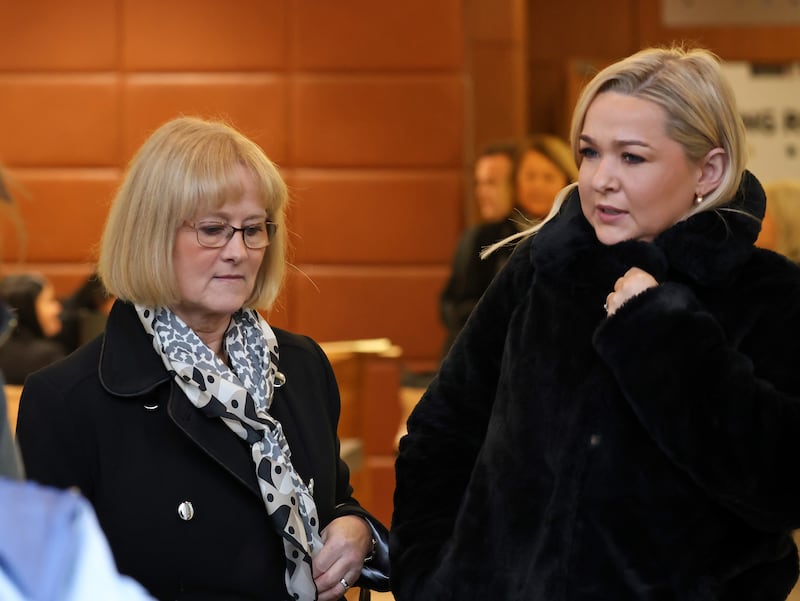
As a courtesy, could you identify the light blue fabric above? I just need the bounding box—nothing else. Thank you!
[0,478,155,601]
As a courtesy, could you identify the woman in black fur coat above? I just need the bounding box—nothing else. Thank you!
[392,46,800,600]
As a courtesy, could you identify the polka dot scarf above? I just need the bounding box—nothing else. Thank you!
[136,305,323,601]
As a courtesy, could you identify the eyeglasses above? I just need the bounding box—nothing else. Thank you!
[186,220,277,249]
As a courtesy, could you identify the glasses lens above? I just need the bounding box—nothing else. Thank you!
[193,221,277,249]
[196,223,229,248]
[243,224,269,249]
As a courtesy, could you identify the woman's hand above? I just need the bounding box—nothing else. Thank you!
[313,515,372,600]
[605,267,658,316]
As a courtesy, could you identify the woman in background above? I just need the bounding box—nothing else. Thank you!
[514,134,579,221]
[55,272,114,353]
[439,134,577,357]
[0,273,65,385]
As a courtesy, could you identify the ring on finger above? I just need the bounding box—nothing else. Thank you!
[339,577,351,592]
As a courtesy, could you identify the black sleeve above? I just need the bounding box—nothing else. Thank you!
[391,241,533,600]
[593,279,800,531]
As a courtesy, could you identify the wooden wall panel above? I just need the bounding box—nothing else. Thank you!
[0,169,117,263]
[122,74,288,163]
[0,0,118,71]
[122,0,287,70]
[471,44,528,148]
[638,3,800,61]
[0,76,120,166]
[291,76,465,167]
[290,169,462,264]
[527,0,800,139]
[528,1,637,61]
[526,0,638,139]
[292,0,463,70]
[1,0,468,372]
[466,0,528,156]
[469,0,524,41]
[289,266,449,365]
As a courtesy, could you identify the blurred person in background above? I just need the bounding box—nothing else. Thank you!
[515,133,579,221]
[473,141,516,223]
[55,272,114,353]
[0,273,65,385]
[439,134,577,357]
[758,179,800,264]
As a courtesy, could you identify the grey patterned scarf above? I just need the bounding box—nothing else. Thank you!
[135,304,323,601]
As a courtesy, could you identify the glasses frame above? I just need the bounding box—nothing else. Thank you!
[186,220,278,250]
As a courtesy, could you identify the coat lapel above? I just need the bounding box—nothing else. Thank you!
[167,385,261,497]
[100,301,262,498]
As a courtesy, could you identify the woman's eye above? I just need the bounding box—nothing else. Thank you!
[244,225,265,236]
[578,147,598,159]
[622,152,644,164]
[200,225,226,236]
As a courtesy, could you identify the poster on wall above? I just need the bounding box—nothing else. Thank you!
[721,62,800,185]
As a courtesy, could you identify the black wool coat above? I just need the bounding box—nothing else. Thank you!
[17,301,387,601]
[392,173,800,600]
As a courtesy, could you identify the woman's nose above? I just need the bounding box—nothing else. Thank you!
[220,230,248,259]
[591,158,618,192]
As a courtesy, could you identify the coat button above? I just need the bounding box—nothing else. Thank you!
[177,501,195,521]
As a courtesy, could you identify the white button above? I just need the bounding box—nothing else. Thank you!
[178,501,195,521]
[589,434,602,447]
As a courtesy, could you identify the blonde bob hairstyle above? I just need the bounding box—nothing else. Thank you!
[98,116,288,310]
[485,46,748,256]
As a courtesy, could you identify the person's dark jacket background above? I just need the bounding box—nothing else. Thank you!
[17,301,388,601]
[55,273,109,353]
[0,276,65,385]
[439,217,520,357]
[0,327,65,386]
[393,173,800,600]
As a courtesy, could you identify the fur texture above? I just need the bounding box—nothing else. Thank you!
[392,172,800,600]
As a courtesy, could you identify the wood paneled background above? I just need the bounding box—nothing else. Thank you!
[1,0,799,373]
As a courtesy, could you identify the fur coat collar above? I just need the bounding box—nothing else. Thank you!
[531,171,765,292]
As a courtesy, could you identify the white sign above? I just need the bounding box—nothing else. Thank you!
[722,62,800,184]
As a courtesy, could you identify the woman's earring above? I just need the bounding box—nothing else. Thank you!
[695,193,704,205]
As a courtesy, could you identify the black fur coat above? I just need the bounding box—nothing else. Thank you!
[392,172,800,600]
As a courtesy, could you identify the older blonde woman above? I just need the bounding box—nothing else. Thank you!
[17,117,388,601]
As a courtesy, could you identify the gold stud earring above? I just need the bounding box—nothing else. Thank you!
[695,193,704,205]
